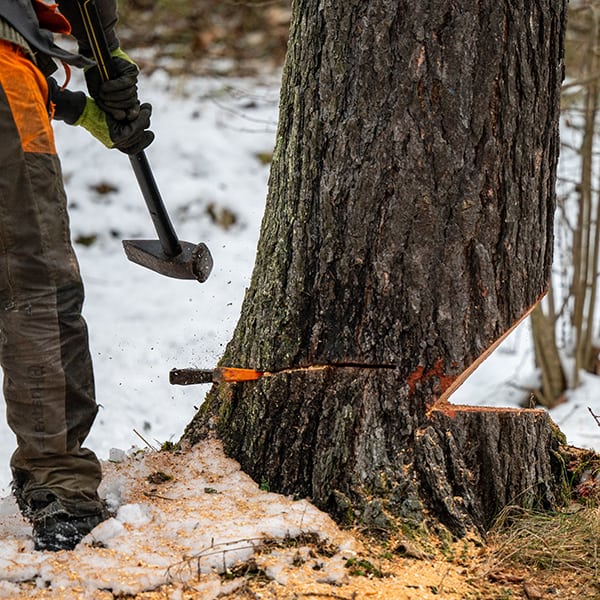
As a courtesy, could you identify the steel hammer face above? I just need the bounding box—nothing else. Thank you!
[122,239,213,282]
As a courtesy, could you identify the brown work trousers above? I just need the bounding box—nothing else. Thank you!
[0,40,103,515]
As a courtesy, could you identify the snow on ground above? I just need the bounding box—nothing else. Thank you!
[0,439,361,598]
[0,63,599,595]
[0,440,475,599]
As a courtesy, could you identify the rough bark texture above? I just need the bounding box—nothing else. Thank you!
[184,0,568,535]
[188,369,566,535]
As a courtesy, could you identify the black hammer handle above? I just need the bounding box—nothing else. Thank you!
[76,0,182,258]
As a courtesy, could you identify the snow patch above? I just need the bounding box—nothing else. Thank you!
[117,503,152,526]
[0,440,362,597]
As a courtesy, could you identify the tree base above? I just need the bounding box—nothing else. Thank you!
[183,367,567,536]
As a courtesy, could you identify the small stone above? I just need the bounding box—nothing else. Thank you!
[524,582,545,599]
[109,448,126,463]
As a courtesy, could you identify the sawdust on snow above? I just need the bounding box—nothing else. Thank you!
[0,439,486,599]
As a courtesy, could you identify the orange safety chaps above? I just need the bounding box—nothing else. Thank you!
[0,40,103,515]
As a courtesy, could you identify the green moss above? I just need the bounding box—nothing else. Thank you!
[147,471,173,484]
[332,490,356,526]
[160,441,181,453]
[216,389,233,425]
[345,558,383,578]
[550,421,567,445]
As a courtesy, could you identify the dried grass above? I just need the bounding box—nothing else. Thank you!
[484,505,600,579]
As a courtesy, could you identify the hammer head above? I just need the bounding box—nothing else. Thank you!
[123,239,213,282]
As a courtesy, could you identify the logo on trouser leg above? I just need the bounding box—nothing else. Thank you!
[28,365,46,434]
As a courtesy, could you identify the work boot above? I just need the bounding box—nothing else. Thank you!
[13,483,109,552]
[31,498,110,552]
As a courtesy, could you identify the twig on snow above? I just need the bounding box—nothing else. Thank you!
[133,428,159,452]
[587,407,600,428]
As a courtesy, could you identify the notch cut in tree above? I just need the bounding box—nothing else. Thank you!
[183,0,569,536]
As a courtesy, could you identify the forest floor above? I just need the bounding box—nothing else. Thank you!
[102,444,600,600]
[26,2,595,598]
[4,439,599,600]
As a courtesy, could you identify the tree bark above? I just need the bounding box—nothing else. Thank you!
[184,0,568,535]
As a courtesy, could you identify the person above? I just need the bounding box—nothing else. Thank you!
[0,0,153,551]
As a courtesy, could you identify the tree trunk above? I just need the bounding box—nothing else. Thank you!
[572,6,600,381]
[184,0,568,535]
[531,293,567,408]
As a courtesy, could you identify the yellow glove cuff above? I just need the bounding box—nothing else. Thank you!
[74,98,114,149]
[111,47,138,68]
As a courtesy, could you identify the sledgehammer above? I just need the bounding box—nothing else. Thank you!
[76,0,213,282]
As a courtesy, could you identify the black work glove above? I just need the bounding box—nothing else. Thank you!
[75,97,155,155]
[85,48,141,122]
[48,77,86,124]
[48,78,154,155]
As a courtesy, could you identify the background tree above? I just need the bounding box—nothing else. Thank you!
[184,0,568,535]
[531,0,600,406]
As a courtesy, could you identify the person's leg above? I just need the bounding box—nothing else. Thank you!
[0,40,106,550]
